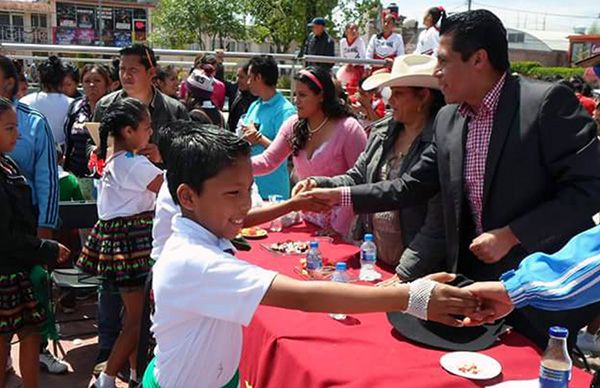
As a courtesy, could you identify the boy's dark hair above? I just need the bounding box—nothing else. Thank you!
[0,55,19,98]
[248,55,278,87]
[39,55,67,91]
[157,120,201,168]
[440,10,510,73]
[98,97,148,160]
[0,96,14,116]
[119,44,157,70]
[65,63,80,83]
[167,126,251,205]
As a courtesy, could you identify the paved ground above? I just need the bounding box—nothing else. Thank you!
[6,298,129,388]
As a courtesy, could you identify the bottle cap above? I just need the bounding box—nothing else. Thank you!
[335,262,347,271]
[549,326,569,338]
[310,241,319,248]
[364,233,374,241]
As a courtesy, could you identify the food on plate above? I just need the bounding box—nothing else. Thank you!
[270,240,309,254]
[240,227,268,238]
[458,362,480,375]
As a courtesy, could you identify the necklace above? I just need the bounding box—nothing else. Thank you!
[308,117,329,138]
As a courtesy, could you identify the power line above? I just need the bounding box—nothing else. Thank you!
[473,2,600,20]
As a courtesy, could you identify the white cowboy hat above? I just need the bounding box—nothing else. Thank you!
[362,54,440,91]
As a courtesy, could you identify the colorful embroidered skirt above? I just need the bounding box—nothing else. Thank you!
[77,212,153,288]
[0,272,46,335]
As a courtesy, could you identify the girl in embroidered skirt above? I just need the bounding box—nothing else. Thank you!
[0,97,70,388]
[76,98,163,388]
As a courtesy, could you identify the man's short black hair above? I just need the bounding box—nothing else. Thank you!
[440,9,510,73]
[119,44,157,70]
[166,126,251,205]
[248,55,278,87]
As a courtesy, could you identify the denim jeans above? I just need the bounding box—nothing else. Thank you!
[97,281,122,353]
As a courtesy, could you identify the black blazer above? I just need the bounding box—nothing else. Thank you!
[348,74,600,280]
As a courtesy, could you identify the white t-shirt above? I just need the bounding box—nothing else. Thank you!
[152,215,277,388]
[97,151,162,220]
[20,92,73,146]
[151,178,264,261]
[415,27,440,56]
[340,37,366,60]
[366,32,405,60]
[151,175,178,260]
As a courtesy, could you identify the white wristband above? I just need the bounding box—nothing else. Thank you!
[406,279,437,320]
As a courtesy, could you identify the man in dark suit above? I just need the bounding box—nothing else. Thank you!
[301,10,600,349]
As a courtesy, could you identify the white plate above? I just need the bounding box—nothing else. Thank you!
[440,351,502,380]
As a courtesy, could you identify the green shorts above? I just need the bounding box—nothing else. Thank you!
[142,356,240,388]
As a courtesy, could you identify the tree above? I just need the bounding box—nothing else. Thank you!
[334,0,380,37]
[243,0,338,53]
[587,20,600,35]
[150,0,246,50]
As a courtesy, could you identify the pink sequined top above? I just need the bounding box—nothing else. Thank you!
[252,115,367,236]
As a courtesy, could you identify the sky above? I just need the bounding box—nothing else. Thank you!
[382,1,600,32]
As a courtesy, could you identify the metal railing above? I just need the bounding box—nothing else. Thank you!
[0,42,387,96]
[0,26,51,45]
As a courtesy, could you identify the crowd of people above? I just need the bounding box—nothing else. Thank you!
[1,6,600,388]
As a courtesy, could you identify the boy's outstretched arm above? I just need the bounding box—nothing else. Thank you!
[243,195,330,228]
[261,272,482,327]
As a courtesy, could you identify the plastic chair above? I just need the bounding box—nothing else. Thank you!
[50,201,101,357]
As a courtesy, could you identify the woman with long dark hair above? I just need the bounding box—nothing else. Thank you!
[251,66,367,236]
[295,55,447,281]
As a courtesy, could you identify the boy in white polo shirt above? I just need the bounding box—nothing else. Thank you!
[144,127,489,388]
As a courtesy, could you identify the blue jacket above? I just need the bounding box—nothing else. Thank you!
[502,224,600,311]
[7,101,59,229]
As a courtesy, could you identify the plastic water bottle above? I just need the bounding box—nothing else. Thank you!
[539,326,572,388]
[359,234,381,281]
[329,262,349,320]
[268,195,283,232]
[306,241,323,271]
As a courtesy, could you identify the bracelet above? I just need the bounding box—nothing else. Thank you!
[406,279,437,320]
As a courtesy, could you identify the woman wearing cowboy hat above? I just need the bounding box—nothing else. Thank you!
[295,55,447,282]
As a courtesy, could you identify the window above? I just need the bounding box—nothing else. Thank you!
[31,14,48,28]
[508,32,525,44]
[0,12,24,42]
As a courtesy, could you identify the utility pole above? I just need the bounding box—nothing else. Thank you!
[467,0,472,11]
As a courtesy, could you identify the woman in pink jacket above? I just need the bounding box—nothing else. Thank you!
[252,66,367,236]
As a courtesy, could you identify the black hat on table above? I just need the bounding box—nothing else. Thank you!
[387,275,510,352]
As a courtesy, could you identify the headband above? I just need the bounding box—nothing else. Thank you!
[299,69,323,91]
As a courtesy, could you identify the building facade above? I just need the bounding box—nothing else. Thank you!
[0,0,155,46]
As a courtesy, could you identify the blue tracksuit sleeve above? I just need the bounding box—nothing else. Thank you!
[33,115,59,229]
[501,224,600,311]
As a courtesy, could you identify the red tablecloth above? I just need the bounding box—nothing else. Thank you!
[238,223,591,387]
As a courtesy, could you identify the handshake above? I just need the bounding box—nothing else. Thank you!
[288,178,344,212]
[399,273,515,327]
